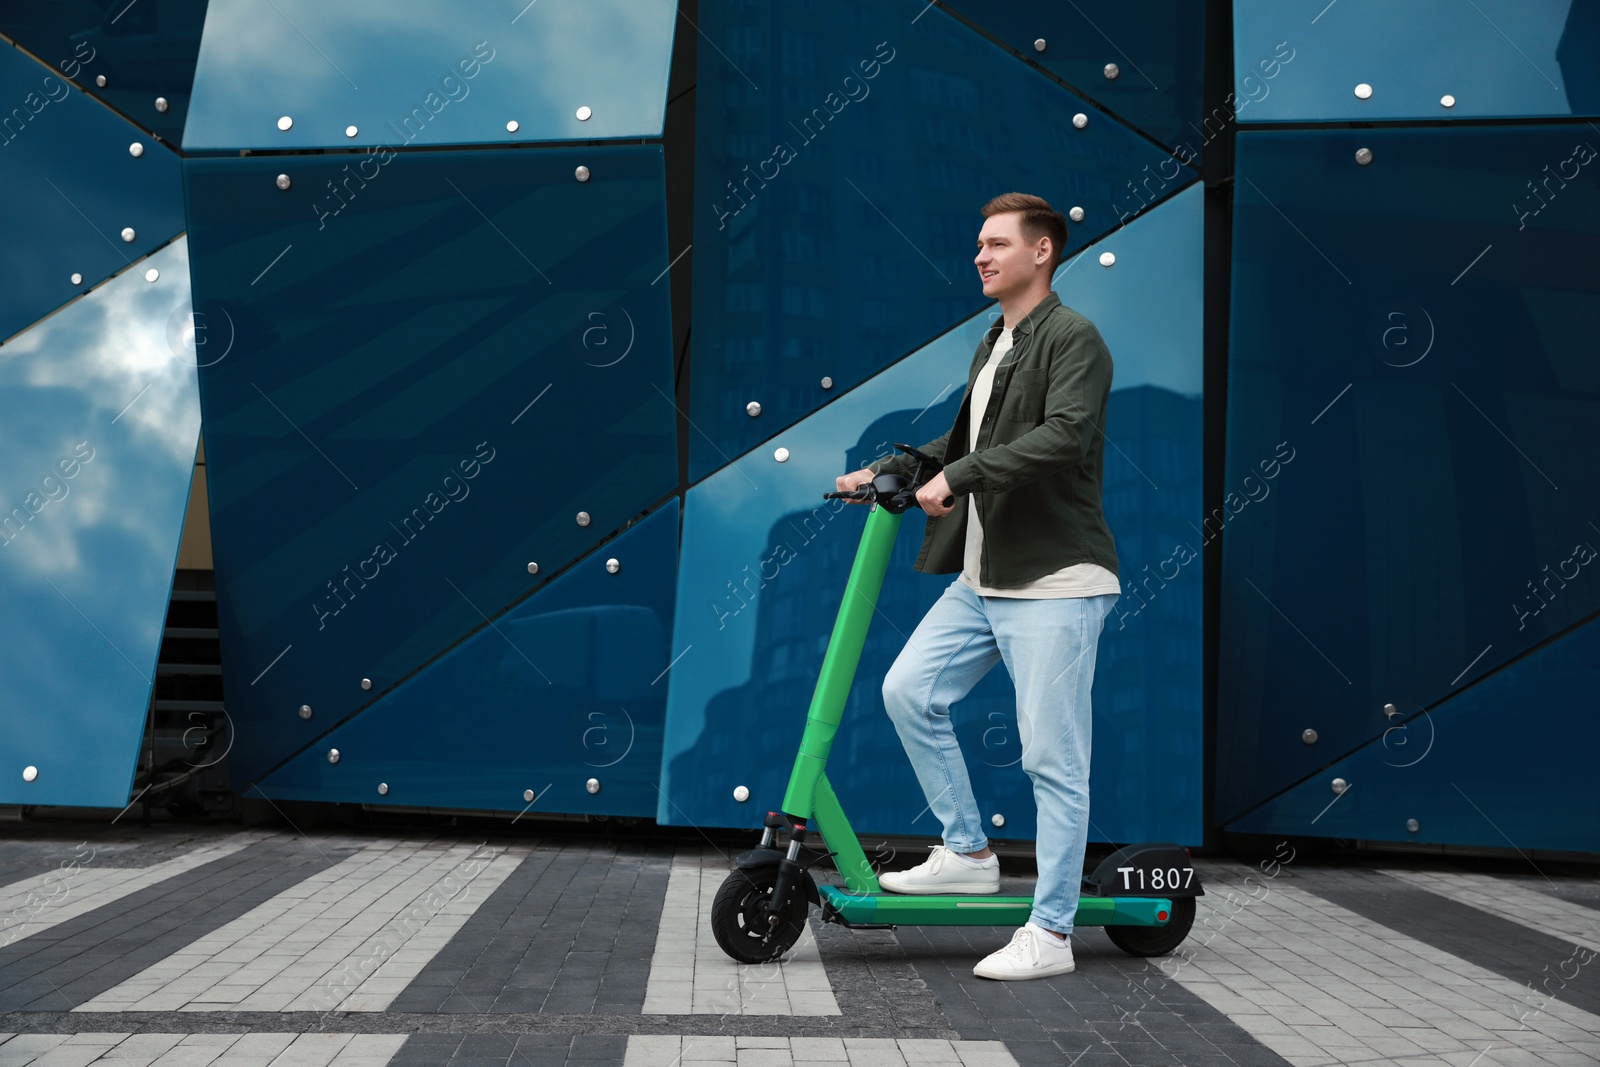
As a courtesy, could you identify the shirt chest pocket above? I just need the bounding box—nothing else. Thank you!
[1001,368,1048,423]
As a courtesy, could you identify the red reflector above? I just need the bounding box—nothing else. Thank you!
[1157,910,1169,922]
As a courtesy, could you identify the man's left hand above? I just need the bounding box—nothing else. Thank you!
[916,471,957,517]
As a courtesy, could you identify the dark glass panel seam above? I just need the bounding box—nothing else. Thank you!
[663,0,697,504]
[0,31,184,152]
[1240,115,1600,132]
[185,136,667,161]
[0,231,188,348]
[1198,0,1234,852]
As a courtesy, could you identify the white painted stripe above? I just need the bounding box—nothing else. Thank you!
[1380,868,1600,954]
[0,839,257,948]
[624,1035,1018,1066]
[0,1032,407,1066]
[74,840,524,1013]
[643,851,840,1016]
[1159,861,1600,1067]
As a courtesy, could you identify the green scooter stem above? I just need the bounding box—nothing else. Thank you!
[779,502,902,821]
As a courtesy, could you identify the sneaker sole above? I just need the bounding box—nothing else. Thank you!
[972,960,1076,980]
[877,879,1000,895]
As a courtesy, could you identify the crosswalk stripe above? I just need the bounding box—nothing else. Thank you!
[73,840,524,1013]
[623,1035,1019,1066]
[1379,868,1600,954]
[643,851,840,1016]
[0,839,257,949]
[1160,861,1600,1066]
[0,1032,407,1066]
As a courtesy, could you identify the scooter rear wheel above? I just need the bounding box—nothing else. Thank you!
[711,866,810,963]
[1106,897,1196,957]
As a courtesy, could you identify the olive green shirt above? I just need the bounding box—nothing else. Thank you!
[868,291,1119,588]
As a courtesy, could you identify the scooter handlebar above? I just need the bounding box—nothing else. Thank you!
[893,442,953,507]
[825,442,951,512]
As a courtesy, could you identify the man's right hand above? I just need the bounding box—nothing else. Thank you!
[835,468,876,503]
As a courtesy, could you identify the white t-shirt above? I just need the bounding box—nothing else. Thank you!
[958,327,1122,599]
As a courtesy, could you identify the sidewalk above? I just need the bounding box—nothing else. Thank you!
[0,824,1595,1066]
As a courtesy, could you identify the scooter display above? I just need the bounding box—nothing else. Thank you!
[709,443,1203,964]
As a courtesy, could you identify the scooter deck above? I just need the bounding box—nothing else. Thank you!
[817,885,1175,927]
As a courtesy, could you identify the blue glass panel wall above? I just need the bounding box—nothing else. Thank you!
[0,44,185,345]
[1227,615,1600,852]
[183,0,676,151]
[256,502,677,817]
[1233,0,1599,122]
[0,0,210,144]
[186,147,676,787]
[1218,127,1600,826]
[661,185,1204,844]
[941,0,1206,157]
[0,241,200,807]
[688,0,1195,481]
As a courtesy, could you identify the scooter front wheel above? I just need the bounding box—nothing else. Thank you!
[711,865,811,963]
[1106,897,1196,957]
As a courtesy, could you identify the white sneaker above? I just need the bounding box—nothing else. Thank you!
[878,846,1000,895]
[973,922,1076,980]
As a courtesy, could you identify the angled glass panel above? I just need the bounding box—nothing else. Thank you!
[1051,184,1204,842]
[1226,615,1600,853]
[0,0,209,143]
[689,0,1196,480]
[0,240,199,807]
[1218,127,1600,823]
[1234,0,1598,122]
[941,0,1205,156]
[182,0,676,151]
[256,502,676,818]
[186,146,676,786]
[662,187,1204,843]
[0,45,185,345]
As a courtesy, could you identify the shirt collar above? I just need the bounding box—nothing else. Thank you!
[986,290,1062,344]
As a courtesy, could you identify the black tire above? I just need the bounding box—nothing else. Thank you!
[1106,897,1196,957]
[710,865,810,964]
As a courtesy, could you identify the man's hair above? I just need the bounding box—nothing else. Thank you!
[981,192,1068,270]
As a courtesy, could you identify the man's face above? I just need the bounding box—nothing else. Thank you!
[975,212,1048,300]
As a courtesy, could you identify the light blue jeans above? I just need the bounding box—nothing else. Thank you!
[882,579,1116,935]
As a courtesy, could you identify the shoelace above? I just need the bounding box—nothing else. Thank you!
[1000,926,1039,965]
[910,845,951,875]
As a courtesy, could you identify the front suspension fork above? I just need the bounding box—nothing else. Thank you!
[762,812,808,930]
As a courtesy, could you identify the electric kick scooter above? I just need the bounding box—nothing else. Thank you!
[710,443,1204,964]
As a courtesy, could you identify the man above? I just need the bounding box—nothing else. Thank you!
[833,192,1119,980]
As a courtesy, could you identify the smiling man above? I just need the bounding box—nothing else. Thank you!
[834,192,1120,980]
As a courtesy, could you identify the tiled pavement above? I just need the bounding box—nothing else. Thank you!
[0,826,1596,1066]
